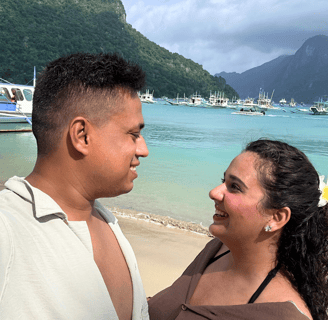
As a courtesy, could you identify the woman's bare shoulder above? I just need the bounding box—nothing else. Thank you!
[256,274,312,320]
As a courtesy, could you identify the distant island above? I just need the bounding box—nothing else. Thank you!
[215,35,328,103]
[1,0,238,100]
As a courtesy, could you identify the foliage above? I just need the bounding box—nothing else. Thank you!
[0,0,238,99]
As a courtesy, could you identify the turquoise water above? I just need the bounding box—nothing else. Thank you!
[1,102,328,226]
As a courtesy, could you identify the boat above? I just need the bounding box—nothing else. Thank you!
[242,97,257,108]
[207,92,229,108]
[138,89,156,104]
[257,89,279,110]
[187,93,207,107]
[232,107,265,116]
[289,98,296,107]
[279,98,287,105]
[0,79,34,124]
[165,93,189,106]
[310,99,328,115]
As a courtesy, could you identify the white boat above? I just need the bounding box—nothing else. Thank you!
[207,92,229,108]
[232,107,265,116]
[279,98,287,105]
[257,89,279,110]
[0,79,34,124]
[242,97,257,108]
[188,93,206,107]
[166,93,189,106]
[310,99,328,115]
[138,89,156,104]
[289,98,297,107]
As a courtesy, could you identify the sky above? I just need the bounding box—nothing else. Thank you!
[121,0,328,75]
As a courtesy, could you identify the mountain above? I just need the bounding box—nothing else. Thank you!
[215,35,328,103]
[0,0,238,99]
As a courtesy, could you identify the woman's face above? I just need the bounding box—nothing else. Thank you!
[209,151,271,245]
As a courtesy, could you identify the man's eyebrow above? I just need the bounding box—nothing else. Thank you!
[224,172,248,189]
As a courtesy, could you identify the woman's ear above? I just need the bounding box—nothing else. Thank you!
[69,117,91,156]
[268,207,291,232]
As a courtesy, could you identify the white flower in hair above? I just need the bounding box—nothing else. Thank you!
[318,175,328,207]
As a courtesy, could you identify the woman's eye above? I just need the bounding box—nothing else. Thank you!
[230,183,241,191]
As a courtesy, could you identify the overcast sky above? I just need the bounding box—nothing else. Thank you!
[121,0,328,75]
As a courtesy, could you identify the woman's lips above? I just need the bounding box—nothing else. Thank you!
[213,207,229,220]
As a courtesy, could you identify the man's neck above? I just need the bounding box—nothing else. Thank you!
[26,164,95,222]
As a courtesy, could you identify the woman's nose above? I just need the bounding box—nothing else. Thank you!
[209,183,225,202]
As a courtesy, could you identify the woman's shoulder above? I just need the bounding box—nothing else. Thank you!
[255,274,312,320]
[185,301,311,320]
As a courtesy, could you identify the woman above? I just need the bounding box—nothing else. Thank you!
[148,139,328,320]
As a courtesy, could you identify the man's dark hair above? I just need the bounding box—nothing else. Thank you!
[32,52,146,155]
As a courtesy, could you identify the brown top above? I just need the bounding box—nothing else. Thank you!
[148,238,309,320]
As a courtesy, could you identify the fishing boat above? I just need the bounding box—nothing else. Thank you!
[138,89,156,104]
[0,80,34,124]
[207,92,229,108]
[187,93,206,107]
[257,89,279,110]
[166,93,189,106]
[289,98,297,107]
[310,99,328,115]
[279,98,287,105]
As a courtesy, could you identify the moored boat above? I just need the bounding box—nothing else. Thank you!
[0,79,34,124]
[207,92,229,108]
[310,99,328,115]
[289,98,297,107]
[187,93,207,107]
[257,89,279,110]
[138,89,156,104]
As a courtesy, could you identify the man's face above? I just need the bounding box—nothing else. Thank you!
[88,93,149,198]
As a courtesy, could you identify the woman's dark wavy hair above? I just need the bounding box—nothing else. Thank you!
[245,139,328,320]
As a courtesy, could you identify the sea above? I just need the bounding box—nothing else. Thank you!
[1,101,328,227]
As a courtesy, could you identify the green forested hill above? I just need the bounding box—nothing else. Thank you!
[0,0,238,98]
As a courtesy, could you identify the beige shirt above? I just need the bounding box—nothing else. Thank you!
[0,176,149,320]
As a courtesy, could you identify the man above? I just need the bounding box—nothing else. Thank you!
[0,53,149,319]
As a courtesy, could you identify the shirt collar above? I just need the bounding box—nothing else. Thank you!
[5,176,67,220]
[5,176,118,224]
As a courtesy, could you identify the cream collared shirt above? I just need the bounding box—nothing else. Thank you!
[0,176,149,320]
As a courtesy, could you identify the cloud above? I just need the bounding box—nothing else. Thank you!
[124,0,328,74]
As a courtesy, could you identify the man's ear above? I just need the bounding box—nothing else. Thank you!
[69,117,91,155]
[268,207,291,232]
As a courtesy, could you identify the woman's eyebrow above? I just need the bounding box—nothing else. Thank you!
[228,174,248,189]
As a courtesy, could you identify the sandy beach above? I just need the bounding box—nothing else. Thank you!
[113,209,211,297]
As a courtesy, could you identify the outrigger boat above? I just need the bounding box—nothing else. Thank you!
[310,99,328,115]
[207,92,229,108]
[0,68,35,125]
[138,89,156,104]
[0,80,34,124]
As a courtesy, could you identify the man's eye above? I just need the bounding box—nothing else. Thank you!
[131,133,140,139]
